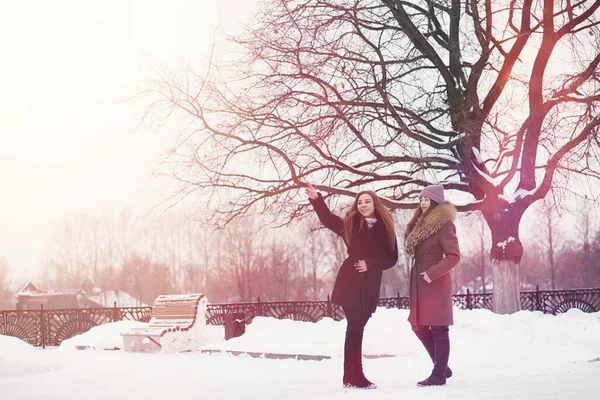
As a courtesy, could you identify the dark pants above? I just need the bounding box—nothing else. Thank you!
[413,325,450,377]
[342,306,372,386]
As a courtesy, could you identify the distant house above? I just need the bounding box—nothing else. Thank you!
[80,279,147,308]
[16,282,79,310]
[14,281,147,310]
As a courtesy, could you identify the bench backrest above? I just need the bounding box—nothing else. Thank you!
[149,293,206,330]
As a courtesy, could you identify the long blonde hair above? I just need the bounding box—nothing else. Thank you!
[342,190,396,249]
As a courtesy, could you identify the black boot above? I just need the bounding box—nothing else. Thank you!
[341,307,376,389]
[342,331,354,387]
[352,330,376,389]
[414,326,453,379]
[417,371,446,387]
[417,326,450,387]
[343,330,376,389]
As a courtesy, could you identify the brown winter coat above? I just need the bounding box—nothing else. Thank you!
[405,202,460,327]
[309,194,398,313]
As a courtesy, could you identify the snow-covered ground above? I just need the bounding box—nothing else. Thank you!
[1,307,599,399]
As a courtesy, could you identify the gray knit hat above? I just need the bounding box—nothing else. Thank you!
[419,184,444,204]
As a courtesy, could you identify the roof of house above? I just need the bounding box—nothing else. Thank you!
[16,282,41,294]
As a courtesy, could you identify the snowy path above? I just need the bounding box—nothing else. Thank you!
[2,307,599,399]
[1,349,598,400]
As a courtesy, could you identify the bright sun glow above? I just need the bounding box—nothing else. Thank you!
[0,0,256,279]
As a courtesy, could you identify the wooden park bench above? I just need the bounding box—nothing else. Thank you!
[121,293,208,354]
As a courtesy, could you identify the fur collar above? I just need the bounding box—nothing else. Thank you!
[405,202,457,255]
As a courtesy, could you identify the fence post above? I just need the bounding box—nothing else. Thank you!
[257,297,262,316]
[40,304,46,349]
[326,295,332,318]
[112,301,121,322]
[396,292,401,309]
[535,285,541,311]
[466,288,472,310]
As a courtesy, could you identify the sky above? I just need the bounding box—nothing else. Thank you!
[0,1,597,286]
[0,0,257,279]
[1,307,599,399]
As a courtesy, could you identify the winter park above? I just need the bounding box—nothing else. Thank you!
[1,1,600,399]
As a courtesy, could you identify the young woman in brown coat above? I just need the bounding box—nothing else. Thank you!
[405,184,460,387]
[304,182,398,389]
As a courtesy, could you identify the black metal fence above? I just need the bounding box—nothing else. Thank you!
[1,287,599,348]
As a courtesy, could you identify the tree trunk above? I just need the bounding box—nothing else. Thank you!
[491,259,521,313]
[485,204,525,314]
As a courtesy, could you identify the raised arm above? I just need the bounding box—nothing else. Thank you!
[305,182,344,237]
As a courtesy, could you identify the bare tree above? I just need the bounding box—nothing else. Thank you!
[539,197,560,289]
[163,212,183,291]
[119,255,175,305]
[46,213,91,288]
[0,256,12,308]
[37,247,54,289]
[197,226,214,292]
[146,0,600,313]
[100,210,118,290]
[301,224,328,299]
[181,217,203,293]
[592,229,600,287]
[115,208,136,273]
[577,198,594,287]
[256,239,295,300]
[220,217,263,302]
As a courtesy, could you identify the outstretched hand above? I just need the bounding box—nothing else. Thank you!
[304,182,319,200]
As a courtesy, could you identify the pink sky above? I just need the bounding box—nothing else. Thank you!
[0,0,256,279]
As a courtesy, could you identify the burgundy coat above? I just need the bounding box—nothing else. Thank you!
[405,202,460,327]
[309,194,398,313]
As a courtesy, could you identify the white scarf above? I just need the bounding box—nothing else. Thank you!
[365,217,377,229]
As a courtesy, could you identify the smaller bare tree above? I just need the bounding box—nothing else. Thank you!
[539,197,560,289]
[577,199,594,287]
[0,256,13,308]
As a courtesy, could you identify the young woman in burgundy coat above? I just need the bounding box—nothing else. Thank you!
[405,184,461,387]
[304,182,398,389]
